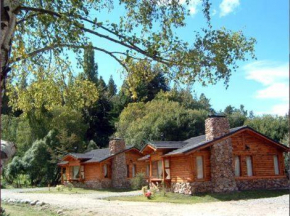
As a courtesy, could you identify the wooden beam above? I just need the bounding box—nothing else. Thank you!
[149,156,152,183]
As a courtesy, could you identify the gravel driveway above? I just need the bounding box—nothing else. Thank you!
[1,188,289,216]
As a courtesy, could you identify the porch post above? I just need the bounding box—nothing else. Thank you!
[162,158,165,183]
[149,157,152,183]
[61,167,63,184]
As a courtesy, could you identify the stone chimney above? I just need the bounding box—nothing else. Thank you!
[206,115,238,193]
[109,138,126,155]
[205,114,230,141]
[109,138,128,188]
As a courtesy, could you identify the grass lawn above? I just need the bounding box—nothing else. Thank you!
[2,203,58,216]
[25,187,136,194]
[106,189,289,204]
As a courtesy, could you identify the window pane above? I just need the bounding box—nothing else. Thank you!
[73,166,80,179]
[158,161,163,179]
[146,164,150,177]
[103,164,108,178]
[234,156,240,177]
[152,161,158,178]
[132,164,136,177]
[165,168,171,179]
[274,155,279,175]
[196,156,204,179]
[246,156,253,176]
[165,159,170,168]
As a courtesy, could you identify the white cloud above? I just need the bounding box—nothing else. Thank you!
[256,83,288,101]
[244,60,289,116]
[219,0,240,17]
[269,103,289,116]
[212,9,217,16]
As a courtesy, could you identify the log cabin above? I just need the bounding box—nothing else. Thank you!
[58,139,146,188]
[58,115,289,194]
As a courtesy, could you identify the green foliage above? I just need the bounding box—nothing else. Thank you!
[245,115,288,142]
[56,185,64,192]
[10,0,255,90]
[0,207,9,216]
[116,99,208,148]
[4,156,24,186]
[108,75,117,98]
[130,173,147,190]
[65,182,74,191]
[86,140,99,151]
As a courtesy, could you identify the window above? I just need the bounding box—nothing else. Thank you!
[146,164,150,177]
[132,164,136,177]
[62,168,67,180]
[164,159,170,179]
[152,161,163,179]
[80,166,85,179]
[234,156,241,177]
[273,155,279,175]
[71,166,80,179]
[196,156,204,179]
[103,164,108,178]
[246,156,253,176]
[127,165,130,178]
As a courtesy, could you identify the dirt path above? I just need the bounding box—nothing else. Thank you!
[2,189,289,216]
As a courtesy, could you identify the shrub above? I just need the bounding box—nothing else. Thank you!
[1,207,10,216]
[130,173,147,190]
[56,185,64,191]
[65,182,74,191]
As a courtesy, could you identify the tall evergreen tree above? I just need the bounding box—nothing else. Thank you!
[83,43,98,84]
[108,75,117,98]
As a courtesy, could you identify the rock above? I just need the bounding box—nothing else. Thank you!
[36,201,45,206]
[30,200,38,206]
[57,210,63,215]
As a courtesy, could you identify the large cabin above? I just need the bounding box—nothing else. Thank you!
[58,115,289,194]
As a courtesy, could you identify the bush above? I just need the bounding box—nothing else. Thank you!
[65,182,74,191]
[1,207,9,216]
[56,185,64,191]
[130,173,147,190]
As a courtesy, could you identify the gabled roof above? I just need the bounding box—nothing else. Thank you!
[60,146,139,164]
[163,126,289,157]
[140,141,185,153]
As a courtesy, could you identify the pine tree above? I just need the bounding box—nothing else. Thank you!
[83,43,98,84]
[107,75,117,98]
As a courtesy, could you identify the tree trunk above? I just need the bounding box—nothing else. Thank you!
[0,0,19,173]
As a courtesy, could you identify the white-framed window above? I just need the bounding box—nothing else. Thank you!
[80,165,85,179]
[164,159,170,180]
[132,164,136,177]
[103,164,108,178]
[246,156,253,176]
[71,166,80,179]
[273,155,279,175]
[196,156,204,179]
[146,164,150,177]
[234,156,241,177]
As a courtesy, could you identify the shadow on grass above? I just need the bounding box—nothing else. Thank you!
[195,189,289,201]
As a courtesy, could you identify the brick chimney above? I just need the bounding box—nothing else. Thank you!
[109,138,126,155]
[205,114,230,141]
[206,115,238,193]
[109,138,128,188]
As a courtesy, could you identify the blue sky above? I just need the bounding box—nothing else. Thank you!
[83,0,289,116]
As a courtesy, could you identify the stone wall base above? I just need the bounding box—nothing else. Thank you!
[171,181,212,195]
[65,179,112,189]
[171,178,289,195]
[236,178,290,190]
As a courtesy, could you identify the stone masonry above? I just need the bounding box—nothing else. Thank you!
[206,116,238,193]
[109,139,129,188]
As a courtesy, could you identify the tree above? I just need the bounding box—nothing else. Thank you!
[1,1,256,90]
[245,115,288,142]
[108,75,117,98]
[116,100,208,148]
[83,43,98,84]
[86,140,99,152]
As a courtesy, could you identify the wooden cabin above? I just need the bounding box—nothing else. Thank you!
[58,115,289,194]
[139,116,289,194]
[58,139,146,189]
